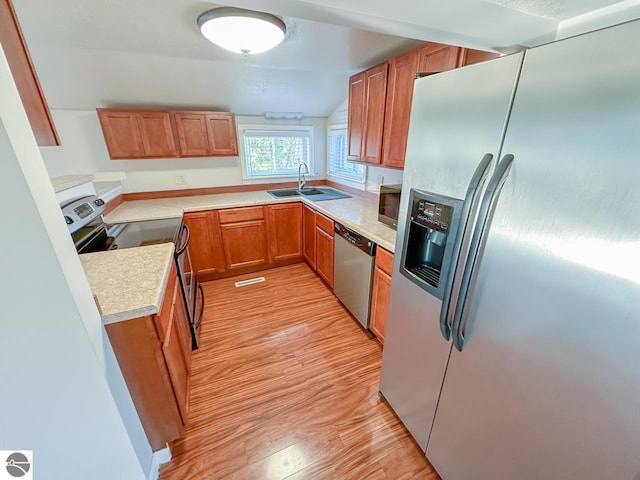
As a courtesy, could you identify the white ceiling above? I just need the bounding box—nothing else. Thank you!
[11,0,638,117]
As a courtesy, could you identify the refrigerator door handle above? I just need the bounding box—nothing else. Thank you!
[439,153,493,341]
[451,153,515,351]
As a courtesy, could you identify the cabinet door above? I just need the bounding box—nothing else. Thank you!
[347,71,366,161]
[163,304,190,425]
[370,267,392,343]
[97,109,145,159]
[173,112,210,157]
[221,220,269,269]
[315,227,334,288]
[266,203,302,262]
[302,205,317,270]
[182,211,226,276]
[382,50,420,169]
[362,63,388,164]
[418,43,462,73]
[137,111,178,158]
[0,0,59,146]
[206,113,238,156]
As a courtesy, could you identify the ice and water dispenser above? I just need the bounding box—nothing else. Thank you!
[401,189,463,300]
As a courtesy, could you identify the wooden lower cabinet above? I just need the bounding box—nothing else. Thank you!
[105,263,191,450]
[182,210,226,277]
[370,247,394,343]
[221,220,269,269]
[315,213,335,288]
[219,206,269,270]
[302,205,317,269]
[266,203,302,262]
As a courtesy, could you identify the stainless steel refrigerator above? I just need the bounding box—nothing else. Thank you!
[379,19,640,480]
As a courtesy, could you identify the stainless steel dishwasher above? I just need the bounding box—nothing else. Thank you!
[333,222,377,329]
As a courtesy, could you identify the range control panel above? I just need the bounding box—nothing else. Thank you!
[410,197,453,233]
[60,195,106,234]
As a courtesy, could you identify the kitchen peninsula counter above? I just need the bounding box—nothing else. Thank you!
[79,243,174,324]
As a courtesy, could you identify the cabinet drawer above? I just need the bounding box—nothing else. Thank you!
[219,206,265,223]
[155,263,178,341]
[376,247,394,276]
[315,213,334,235]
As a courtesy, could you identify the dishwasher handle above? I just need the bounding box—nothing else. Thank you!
[334,223,376,256]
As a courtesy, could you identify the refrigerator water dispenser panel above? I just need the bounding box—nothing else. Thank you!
[401,189,463,300]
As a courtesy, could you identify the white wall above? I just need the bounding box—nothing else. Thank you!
[40,110,327,192]
[327,99,403,193]
[0,47,149,478]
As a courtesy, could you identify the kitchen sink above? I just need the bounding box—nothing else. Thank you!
[267,187,352,201]
[267,188,300,197]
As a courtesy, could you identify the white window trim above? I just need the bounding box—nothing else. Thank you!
[238,124,315,181]
[326,123,366,184]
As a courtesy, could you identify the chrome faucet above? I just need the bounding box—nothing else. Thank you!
[298,163,309,191]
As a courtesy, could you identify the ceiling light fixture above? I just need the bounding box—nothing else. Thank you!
[197,7,286,56]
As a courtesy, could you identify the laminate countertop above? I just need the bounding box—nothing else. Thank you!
[104,188,398,252]
[79,243,174,325]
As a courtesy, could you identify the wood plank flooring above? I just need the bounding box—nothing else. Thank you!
[159,263,441,480]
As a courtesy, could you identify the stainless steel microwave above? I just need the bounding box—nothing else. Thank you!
[378,184,402,229]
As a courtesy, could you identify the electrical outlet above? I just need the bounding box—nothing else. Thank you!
[174,175,187,186]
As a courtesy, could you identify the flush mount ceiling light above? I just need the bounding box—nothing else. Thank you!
[197,7,286,56]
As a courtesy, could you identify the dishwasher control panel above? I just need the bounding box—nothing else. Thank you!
[334,223,376,256]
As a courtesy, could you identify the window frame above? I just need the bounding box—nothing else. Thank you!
[326,123,366,183]
[238,124,314,181]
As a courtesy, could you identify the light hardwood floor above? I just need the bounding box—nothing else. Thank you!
[159,263,441,480]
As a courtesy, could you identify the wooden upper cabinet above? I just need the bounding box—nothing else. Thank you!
[206,113,238,156]
[174,111,238,157]
[347,72,366,162]
[138,111,178,158]
[96,108,237,159]
[266,203,302,262]
[381,49,420,169]
[347,63,388,164]
[173,112,211,157]
[460,49,501,66]
[0,0,59,146]
[361,63,388,164]
[97,110,145,158]
[97,109,178,159]
[418,43,463,73]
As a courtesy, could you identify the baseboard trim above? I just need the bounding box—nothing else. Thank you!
[147,446,172,480]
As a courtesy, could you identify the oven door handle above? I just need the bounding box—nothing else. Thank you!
[175,224,190,255]
[195,283,205,329]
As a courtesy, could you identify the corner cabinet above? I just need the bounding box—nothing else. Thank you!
[347,63,388,165]
[0,0,59,146]
[182,210,226,277]
[105,262,191,450]
[349,42,499,170]
[302,204,317,270]
[315,213,335,288]
[96,108,238,159]
[370,246,394,343]
[266,203,302,262]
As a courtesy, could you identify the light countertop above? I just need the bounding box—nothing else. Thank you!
[104,188,398,252]
[79,243,174,325]
[51,174,94,193]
